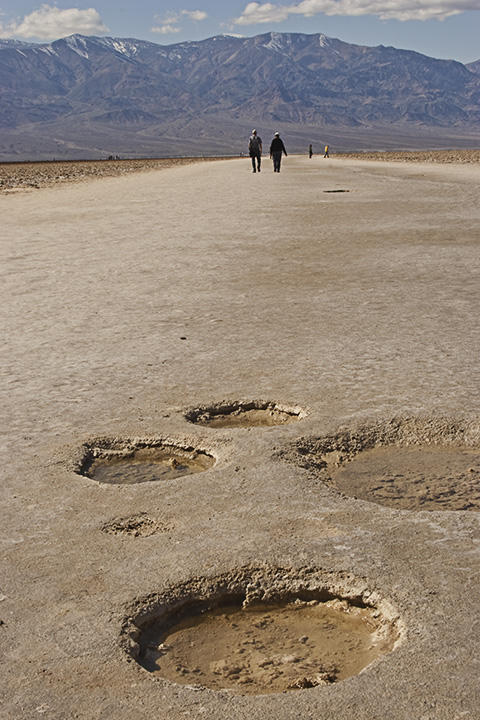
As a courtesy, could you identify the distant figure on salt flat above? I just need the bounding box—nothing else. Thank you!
[309,144,313,158]
[269,132,288,173]
[324,144,330,158]
[248,129,262,173]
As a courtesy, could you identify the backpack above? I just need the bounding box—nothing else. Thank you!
[249,135,260,153]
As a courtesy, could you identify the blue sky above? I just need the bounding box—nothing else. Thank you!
[0,0,479,63]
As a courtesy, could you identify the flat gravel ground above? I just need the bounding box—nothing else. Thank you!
[338,149,480,164]
[1,155,479,720]
[0,156,229,193]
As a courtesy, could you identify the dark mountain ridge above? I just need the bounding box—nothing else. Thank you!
[1,32,479,159]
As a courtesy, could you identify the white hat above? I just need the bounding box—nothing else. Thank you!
[274,131,279,136]
[252,129,257,134]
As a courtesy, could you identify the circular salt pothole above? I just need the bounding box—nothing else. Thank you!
[332,445,480,511]
[185,401,306,429]
[284,417,480,511]
[76,439,215,485]
[122,566,401,695]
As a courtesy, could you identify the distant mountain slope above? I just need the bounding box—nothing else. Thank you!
[467,60,480,74]
[0,38,34,49]
[1,32,479,159]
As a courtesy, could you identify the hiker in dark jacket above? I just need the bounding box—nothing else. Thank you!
[248,129,262,172]
[269,132,287,172]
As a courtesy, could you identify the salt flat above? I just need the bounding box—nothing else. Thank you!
[1,156,479,719]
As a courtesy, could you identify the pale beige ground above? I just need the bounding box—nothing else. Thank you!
[1,155,480,719]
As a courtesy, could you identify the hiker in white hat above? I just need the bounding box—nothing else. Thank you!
[269,131,288,172]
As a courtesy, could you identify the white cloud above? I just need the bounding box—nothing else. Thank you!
[151,8,207,34]
[152,11,180,34]
[182,9,208,21]
[234,2,290,24]
[163,11,181,24]
[234,0,478,24]
[0,4,108,40]
[151,22,181,34]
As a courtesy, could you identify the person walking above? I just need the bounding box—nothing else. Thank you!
[324,144,329,158]
[309,144,313,158]
[269,131,287,172]
[248,129,262,173]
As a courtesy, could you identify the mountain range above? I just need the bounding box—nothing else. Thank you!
[1,31,480,160]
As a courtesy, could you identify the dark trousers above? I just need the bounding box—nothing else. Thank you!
[250,152,261,171]
[272,152,282,172]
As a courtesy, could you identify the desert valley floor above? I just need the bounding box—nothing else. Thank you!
[1,154,479,719]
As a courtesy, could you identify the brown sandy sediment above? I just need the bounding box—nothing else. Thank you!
[0,156,231,193]
[139,600,394,694]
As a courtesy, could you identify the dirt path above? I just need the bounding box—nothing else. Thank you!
[1,156,480,719]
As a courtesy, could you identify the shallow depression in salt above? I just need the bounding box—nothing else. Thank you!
[185,400,306,429]
[284,417,480,511]
[76,440,215,485]
[123,567,402,696]
[332,445,480,511]
[137,599,394,694]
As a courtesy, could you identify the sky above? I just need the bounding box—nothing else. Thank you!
[0,0,479,64]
